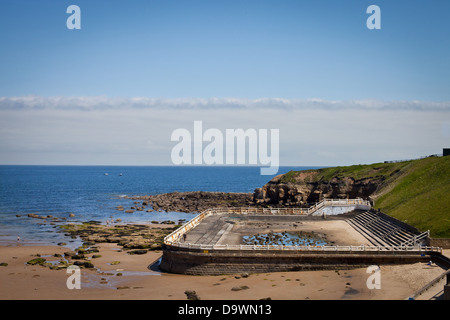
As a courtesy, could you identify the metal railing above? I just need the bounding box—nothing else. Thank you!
[400,230,430,247]
[407,269,450,300]
[162,199,442,254]
[208,198,370,216]
[163,198,371,246]
[167,242,442,253]
[164,208,213,244]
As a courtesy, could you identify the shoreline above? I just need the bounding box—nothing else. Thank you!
[1,219,449,300]
[1,242,447,300]
[1,191,448,300]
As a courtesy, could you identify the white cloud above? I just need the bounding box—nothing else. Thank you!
[1,96,449,111]
[0,96,448,165]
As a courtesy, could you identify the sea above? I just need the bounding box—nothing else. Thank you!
[0,165,319,247]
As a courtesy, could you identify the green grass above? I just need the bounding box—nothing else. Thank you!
[314,162,410,181]
[280,161,411,184]
[373,156,450,238]
[279,156,450,238]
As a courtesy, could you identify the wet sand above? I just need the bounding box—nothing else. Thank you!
[1,243,447,300]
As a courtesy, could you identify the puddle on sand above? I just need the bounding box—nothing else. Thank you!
[341,287,361,299]
[81,268,161,290]
[344,288,360,295]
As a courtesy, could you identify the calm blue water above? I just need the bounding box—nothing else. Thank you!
[0,165,319,246]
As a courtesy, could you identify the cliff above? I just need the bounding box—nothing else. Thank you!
[253,174,383,206]
[253,156,450,238]
[253,161,410,206]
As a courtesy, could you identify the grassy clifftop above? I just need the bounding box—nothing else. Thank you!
[373,156,449,238]
[280,156,450,238]
[280,161,410,184]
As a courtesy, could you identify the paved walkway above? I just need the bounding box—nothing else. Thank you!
[183,213,366,247]
[183,215,233,245]
[414,249,450,300]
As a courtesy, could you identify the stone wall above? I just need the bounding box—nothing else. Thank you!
[160,245,440,275]
[428,238,450,249]
[368,208,421,234]
[312,204,371,216]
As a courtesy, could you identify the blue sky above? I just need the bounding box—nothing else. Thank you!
[1,0,449,100]
[0,1,449,167]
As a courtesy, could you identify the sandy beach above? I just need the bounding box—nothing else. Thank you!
[1,241,447,300]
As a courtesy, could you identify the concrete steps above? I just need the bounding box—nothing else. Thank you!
[190,216,234,246]
[192,216,223,245]
[346,218,389,246]
[346,211,421,247]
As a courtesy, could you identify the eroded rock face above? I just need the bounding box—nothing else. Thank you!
[127,170,383,211]
[253,172,382,207]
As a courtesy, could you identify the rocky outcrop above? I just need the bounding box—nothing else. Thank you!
[127,174,381,212]
[124,166,388,212]
[128,191,253,213]
[59,222,176,250]
[253,171,383,207]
